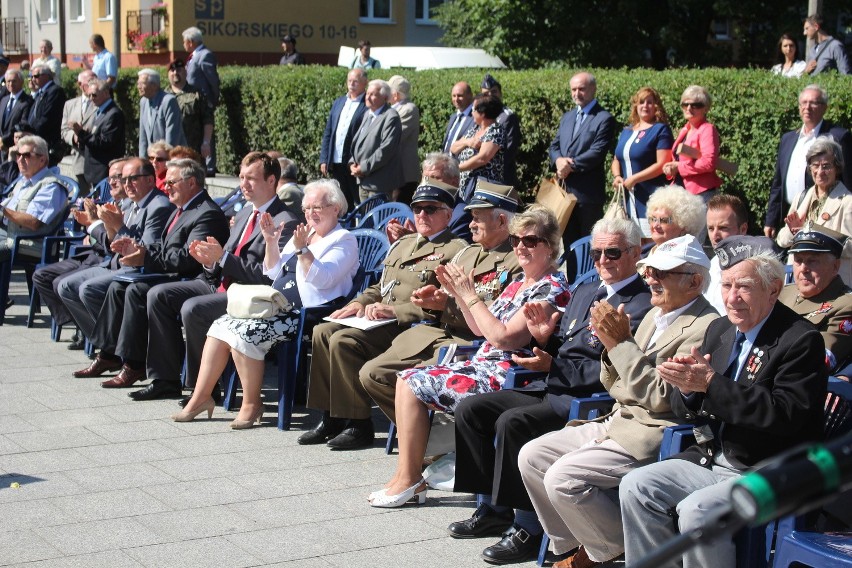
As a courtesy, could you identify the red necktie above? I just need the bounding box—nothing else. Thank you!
[166,207,182,234]
[218,210,259,292]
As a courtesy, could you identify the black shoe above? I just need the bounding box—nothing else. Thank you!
[178,385,223,408]
[448,504,515,539]
[128,382,183,401]
[481,524,542,565]
[67,336,85,350]
[326,419,374,450]
[297,413,346,445]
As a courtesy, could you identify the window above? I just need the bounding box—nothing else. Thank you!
[359,0,392,22]
[39,0,57,23]
[70,0,85,21]
[415,0,444,24]
[712,19,731,41]
[104,0,113,19]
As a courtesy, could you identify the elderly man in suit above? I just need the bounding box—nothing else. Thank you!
[443,82,475,156]
[147,152,297,406]
[0,69,33,161]
[65,158,174,375]
[764,85,852,237]
[82,159,229,400]
[620,239,827,568]
[388,75,420,203]
[182,26,219,174]
[27,65,66,166]
[349,79,403,204]
[74,80,125,188]
[137,69,186,159]
[320,69,368,210]
[447,217,653,564]
[549,72,616,276]
[60,70,97,192]
[517,235,719,568]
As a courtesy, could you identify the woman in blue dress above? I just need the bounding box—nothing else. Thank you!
[611,87,674,230]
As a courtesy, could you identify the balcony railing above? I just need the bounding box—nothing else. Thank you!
[126,9,169,52]
[0,18,28,54]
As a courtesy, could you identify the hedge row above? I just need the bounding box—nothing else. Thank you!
[59,66,852,224]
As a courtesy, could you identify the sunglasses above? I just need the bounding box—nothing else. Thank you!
[411,204,447,215]
[31,73,44,79]
[164,176,190,188]
[643,267,694,281]
[148,156,168,163]
[509,234,548,248]
[591,247,630,261]
[15,151,36,160]
[122,174,150,184]
[680,102,705,109]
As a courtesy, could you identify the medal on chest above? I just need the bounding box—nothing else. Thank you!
[805,302,833,318]
[745,348,764,381]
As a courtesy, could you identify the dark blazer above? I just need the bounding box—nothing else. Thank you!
[764,121,852,230]
[319,93,367,166]
[350,105,404,194]
[442,105,475,155]
[671,302,827,468]
[78,100,126,185]
[548,101,616,205]
[0,91,33,147]
[185,44,219,107]
[497,107,522,188]
[143,190,229,277]
[27,81,66,148]
[204,198,297,287]
[107,191,173,269]
[523,276,653,418]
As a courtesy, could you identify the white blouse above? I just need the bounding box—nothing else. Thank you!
[771,60,806,78]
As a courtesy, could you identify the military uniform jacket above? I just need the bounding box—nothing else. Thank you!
[355,230,465,327]
[779,275,852,370]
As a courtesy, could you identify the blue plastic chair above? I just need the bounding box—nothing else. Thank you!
[570,268,600,292]
[784,264,795,285]
[340,193,389,228]
[569,236,594,279]
[357,203,413,231]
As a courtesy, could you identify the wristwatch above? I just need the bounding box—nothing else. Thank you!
[296,246,309,255]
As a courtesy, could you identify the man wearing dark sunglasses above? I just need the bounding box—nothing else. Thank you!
[26,65,66,166]
[447,217,652,564]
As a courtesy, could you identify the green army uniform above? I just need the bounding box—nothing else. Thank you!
[308,230,467,420]
[165,84,214,155]
[360,240,522,422]
[779,275,852,370]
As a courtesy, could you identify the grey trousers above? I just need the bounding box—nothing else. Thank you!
[619,457,741,568]
[57,266,119,339]
[519,420,650,562]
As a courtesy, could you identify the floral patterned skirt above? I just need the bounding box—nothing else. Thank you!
[206,309,301,361]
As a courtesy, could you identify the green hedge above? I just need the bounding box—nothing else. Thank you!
[60,66,852,224]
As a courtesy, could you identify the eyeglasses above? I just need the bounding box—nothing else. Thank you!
[302,204,329,213]
[122,174,150,185]
[591,247,631,261]
[680,102,705,109]
[30,73,44,79]
[799,101,825,108]
[643,267,694,281]
[411,204,447,215]
[648,216,673,225]
[109,174,123,181]
[809,162,835,172]
[148,156,168,163]
[164,176,190,188]
[509,234,548,248]
[15,151,36,160]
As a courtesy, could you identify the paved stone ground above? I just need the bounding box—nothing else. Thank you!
[0,273,507,568]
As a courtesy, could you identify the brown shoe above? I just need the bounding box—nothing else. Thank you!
[72,355,122,378]
[553,546,602,568]
[101,365,146,388]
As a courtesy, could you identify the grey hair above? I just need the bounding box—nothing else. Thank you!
[422,152,460,186]
[387,75,410,99]
[90,79,111,95]
[17,135,48,158]
[304,179,348,219]
[646,185,706,237]
[182,27,203,44]
[806,136,845,176]
[681,85,712,111]
[800,84,828,105]
[148,140,173,155]
[574,71,596,87]
[165,158,205,188]
[138,68,160,86]
[4,69,23,82]
[591,217,643,248]
[740,252,785,291]
[368,79,391,100]
[277,157,299,181]
[680,262,711,294]
[31,64,52,79]
[41,39,53,51]
[475,206,515,225]
[509,204,563,263]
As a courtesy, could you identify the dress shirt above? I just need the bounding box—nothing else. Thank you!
[332,94,363,163]
[2,167,65,225]
[647,297,698,348]
[214,197,277,269]
[600,273,640,301]
[785,120,823,204]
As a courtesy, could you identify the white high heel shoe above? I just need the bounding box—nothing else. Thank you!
[367,488,387,502]
[370,479,427,508]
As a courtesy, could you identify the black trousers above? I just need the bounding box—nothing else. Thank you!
[453,389,566,511]
[91,280,151,362]
[32,259,85,327]
[331,162,360,212]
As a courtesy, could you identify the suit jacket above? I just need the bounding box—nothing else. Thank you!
[320,93,367,166]
[548,101,616,205]
[497,107,522,188]
[142,190,229,277]
[138,90,186,157]
[442,105,475,156]
[0,91,33,148]
[79,101,125,185]
[108,190,174,269]
[350,106,404,194]
[60,95,97,176]
[27,81,66,148]
[394,100,421,184]
[527,276,653,418]
[600,295,720,460]
[765,121,852,229]
[671,302,827,468]
[185,44,220,108]
[204,198,297,287]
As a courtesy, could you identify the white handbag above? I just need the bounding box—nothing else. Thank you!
[225,284,291,319]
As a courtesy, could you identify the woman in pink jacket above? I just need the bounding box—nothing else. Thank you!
[662,85,722,203]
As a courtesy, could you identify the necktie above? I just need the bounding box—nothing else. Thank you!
[218,210,260,292]
[2,96,14,128]
[127,204,140,226]
[444,112,463,152]
[166,207,182,235]
[725,331,747,380]
[573,109,585,137]
[593,286,607,302]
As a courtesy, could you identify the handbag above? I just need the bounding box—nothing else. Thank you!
[603,182,629,221]
[226,284,292,319]
[535,177,577,234]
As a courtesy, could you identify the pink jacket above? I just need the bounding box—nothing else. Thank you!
[672,120,722,195]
